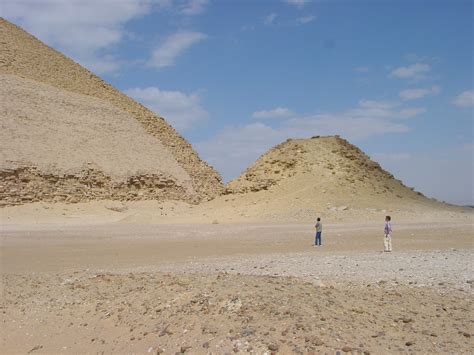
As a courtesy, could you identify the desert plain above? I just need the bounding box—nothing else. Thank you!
[1,202,473,354]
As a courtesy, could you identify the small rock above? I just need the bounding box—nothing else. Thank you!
[202,342,209,348]
[313,338,324,346]
[268,343,279,351]
[405,341,414,346]
[342,346,352,352]
[180,346,191,353]
[27,345,43,353]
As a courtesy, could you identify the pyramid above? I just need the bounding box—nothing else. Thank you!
[225,135,443,212]
[0,18,223,206]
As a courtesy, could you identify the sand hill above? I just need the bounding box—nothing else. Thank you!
[227,135,423,201]
[189,135,455,222]
[0,18,223,206]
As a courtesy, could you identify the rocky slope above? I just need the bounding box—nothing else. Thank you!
[219,135,449,219]
[0,18,223,206]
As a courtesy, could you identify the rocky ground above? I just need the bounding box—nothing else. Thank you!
[2,226,473,354]
[1,267,472,354]
[155,249,473,291]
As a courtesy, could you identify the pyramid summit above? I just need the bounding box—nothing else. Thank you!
[0,18,223,206]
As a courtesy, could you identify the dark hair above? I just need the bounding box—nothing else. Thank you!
[385,215,391,221]
[317,217,321,221]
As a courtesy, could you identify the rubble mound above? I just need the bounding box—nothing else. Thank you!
[225,136,437,211]
[0,19,223,206]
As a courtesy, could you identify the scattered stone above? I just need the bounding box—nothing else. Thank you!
[27,345,43,353]
[105,204,128,212]
[371,331,385,338]
[159,325,173,337]
[242,328,254,337]
[268,343,279,352]
[313,338,325,346]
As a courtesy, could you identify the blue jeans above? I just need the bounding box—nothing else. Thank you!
[315,232,322,245]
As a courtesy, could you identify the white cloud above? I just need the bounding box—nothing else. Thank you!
[398,107,426,118]
[263,13,277,25]
[354,66,369,73]
[125,86,209,130]
[179,0,209,15]
[1,0,157,74]
[196,100,425,181]
[149,31,207,68]
[452,90,474,108]
[390,63,431,79]
[252,107,295,119]
[297,15,315,24]
[285,0,310,8]
[399,85,441,100]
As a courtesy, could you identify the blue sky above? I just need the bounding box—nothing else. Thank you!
[2,0,473,205]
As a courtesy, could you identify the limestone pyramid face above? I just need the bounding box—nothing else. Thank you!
[0,19,223,206]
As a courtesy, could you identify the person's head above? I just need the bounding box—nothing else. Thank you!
[385,215,391,222]
[317,217,321,221]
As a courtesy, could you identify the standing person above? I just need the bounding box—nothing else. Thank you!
[384,215,392,252]
[315,217,322,246]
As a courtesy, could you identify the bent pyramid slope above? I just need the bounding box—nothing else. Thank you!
[0,18,223,206]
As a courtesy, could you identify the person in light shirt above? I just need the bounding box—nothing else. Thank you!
[384,215,393,252]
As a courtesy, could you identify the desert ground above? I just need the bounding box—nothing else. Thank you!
[1,202,473,354]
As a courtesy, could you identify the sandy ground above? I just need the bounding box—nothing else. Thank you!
[1,215,473,354]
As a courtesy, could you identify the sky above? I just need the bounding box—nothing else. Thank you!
[1,0,473,205]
